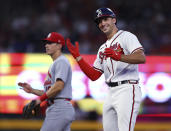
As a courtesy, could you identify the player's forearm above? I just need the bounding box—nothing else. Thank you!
[120,51,146,64]
[46,81,64,98]
[31,89,45,96]
[76,56,102,81]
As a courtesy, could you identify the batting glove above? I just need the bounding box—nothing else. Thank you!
[104,48,122,61]
[66,38,80,59]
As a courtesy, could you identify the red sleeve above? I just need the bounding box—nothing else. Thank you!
[77,58,102,81]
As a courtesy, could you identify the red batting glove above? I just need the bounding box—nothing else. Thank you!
[66,38,80,59]
[104,48,121,61]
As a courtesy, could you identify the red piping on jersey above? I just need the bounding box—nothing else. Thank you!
[104,42,107,48]
[109,31,124,47]
[131,47,144,54]
[138,113,171,117]
[104,31,124,47]
[107,66,111,73]
[101,47,111,74]
[129,85,135,131]
[107,31,124,81]
[109,58,115,82]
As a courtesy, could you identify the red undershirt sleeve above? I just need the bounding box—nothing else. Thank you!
[77,58,103,81]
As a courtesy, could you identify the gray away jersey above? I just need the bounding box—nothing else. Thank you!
[44,55,72,99]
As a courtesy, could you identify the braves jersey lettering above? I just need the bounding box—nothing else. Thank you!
[110,43,124,54]
[99,51,107,64]
[110,42,118,50]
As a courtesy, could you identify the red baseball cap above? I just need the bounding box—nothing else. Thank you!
[42,32,65,46]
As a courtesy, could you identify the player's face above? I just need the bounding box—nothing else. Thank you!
[45,42,60,55]
[98,17,116,34]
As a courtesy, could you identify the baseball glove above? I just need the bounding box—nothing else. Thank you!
[23,100,41,118]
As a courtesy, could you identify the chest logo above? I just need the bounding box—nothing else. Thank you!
[98,42,124,64]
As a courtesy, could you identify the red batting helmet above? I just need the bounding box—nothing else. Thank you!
[43,32,65,46]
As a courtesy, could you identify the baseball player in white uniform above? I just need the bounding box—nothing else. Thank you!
[18,32,75,131]
[66,8,146,131]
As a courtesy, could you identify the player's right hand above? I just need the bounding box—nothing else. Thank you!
[104,48,122,61]
[66,38,80,59]
[18,82,33,93]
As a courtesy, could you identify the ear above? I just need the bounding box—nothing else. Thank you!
[112,18,116,24]
[58,44,62,49]
[56,43,62,50]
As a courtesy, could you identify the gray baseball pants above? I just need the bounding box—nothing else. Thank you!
[40,99,75,131]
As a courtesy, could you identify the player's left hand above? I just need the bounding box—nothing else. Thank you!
[104,48,122,61]
[18,82,33,93]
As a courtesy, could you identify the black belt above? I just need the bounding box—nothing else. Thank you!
[53,97,71,101]
[106,80,138,87]
[48,98,71,106]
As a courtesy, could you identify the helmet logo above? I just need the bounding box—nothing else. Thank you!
[96,9,102,17]
[47,33,51,38]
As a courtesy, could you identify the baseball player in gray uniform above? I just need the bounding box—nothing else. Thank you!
[66,8,146,131]
[18,32,75,131]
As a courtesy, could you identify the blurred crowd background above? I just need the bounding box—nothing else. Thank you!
[0,0,170,55]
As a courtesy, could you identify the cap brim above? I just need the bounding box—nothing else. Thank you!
[41,38,53,43]
[94,15,115,24]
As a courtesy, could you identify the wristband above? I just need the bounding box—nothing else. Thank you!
[76,56,82,62]
[39,93,48,102]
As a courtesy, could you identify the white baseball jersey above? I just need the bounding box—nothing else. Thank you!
[93,30,144,83]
